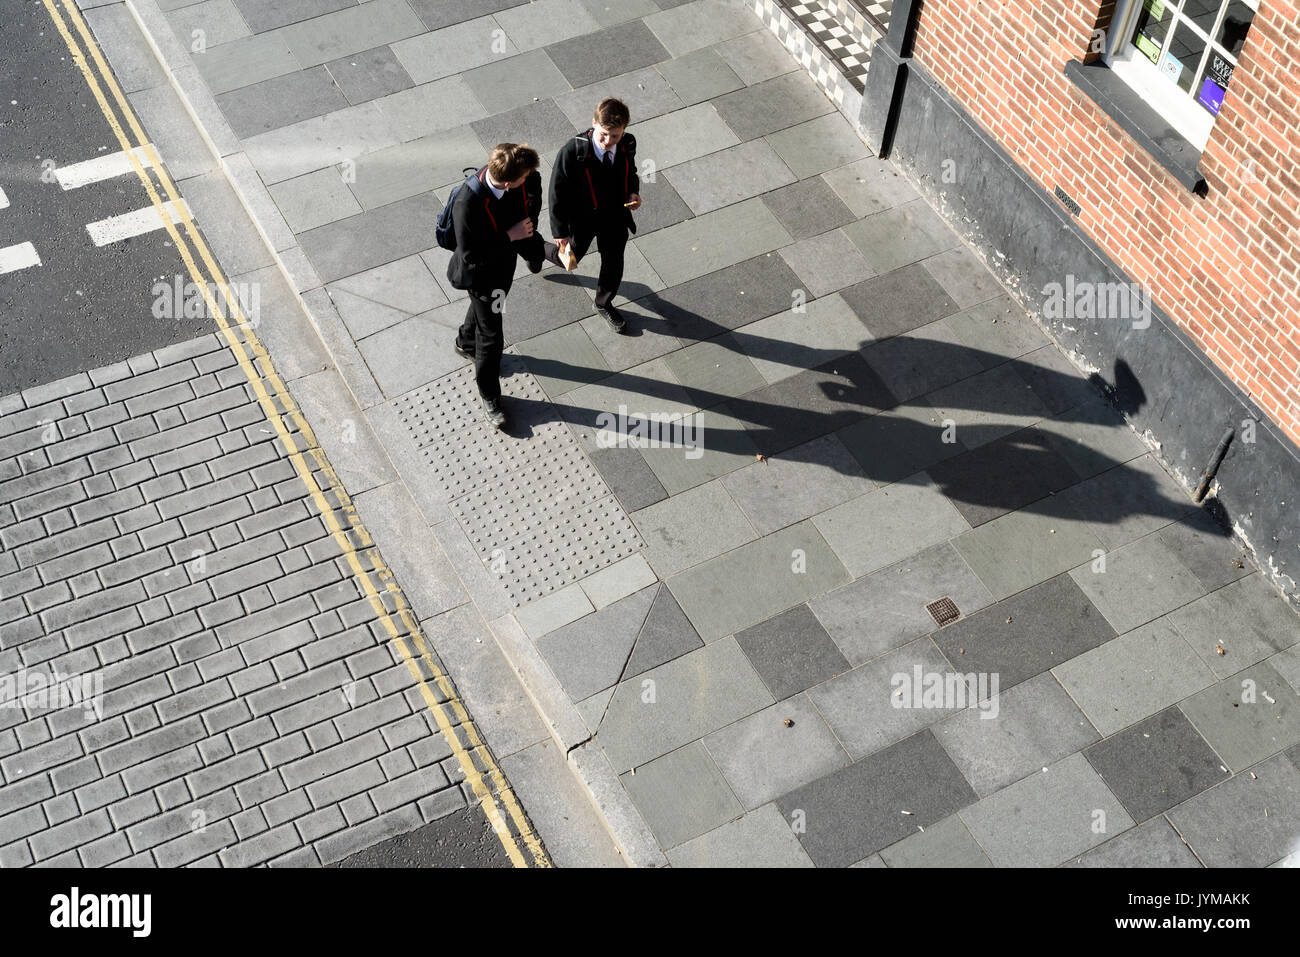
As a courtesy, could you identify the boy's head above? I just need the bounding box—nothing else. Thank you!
[592,98,630,152]
[487,142,540,188]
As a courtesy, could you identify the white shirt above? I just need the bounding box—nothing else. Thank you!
[592,140,617,164]
[484,173,506,199]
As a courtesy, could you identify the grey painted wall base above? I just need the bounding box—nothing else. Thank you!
[861,41,1300,607]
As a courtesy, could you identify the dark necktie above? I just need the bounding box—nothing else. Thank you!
[604,151,613,169]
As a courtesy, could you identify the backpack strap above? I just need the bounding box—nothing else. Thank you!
[464,167,498,232]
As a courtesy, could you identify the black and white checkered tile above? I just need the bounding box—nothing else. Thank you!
[787,0,890,92]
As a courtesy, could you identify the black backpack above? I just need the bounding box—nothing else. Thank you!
[435,167,485,250]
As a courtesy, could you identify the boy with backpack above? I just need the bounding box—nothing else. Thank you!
[544,98,642,333]
[440,142,543,429]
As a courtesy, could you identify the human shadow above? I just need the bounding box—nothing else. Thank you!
[505,291,1231,540]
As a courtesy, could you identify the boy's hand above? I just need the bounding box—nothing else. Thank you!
[507,219,534,241]
[626,194,642,210]
[554,237,569,252]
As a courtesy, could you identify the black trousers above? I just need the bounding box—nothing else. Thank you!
[455,236,542,401]
[546,223,628,307]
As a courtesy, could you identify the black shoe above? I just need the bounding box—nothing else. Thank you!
[527,259,543,274]
[454,338,473,360]
[482,397,507,430]
[596,302,626,333]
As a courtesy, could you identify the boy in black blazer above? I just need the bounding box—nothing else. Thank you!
[447,143,543,429]
[544,98,642,333]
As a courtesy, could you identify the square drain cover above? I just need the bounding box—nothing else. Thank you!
[926,597,960,627]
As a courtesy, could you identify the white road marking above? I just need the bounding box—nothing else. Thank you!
[85,199,191,246]
[0,187,8,209]
[54,146,155,189]
[0,242,41,275]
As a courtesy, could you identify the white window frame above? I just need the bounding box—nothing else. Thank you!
[1103,0,1257,149]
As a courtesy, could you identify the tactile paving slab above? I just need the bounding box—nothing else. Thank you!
[394,354,644,605]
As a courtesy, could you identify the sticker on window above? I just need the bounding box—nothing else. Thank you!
[1197,77,1226,114]
[1160,53,1184,83]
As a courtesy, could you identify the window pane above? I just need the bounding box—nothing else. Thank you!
[1164,22,1208,91]
[1216,0,1255,57]
[1133,0,1173,63]
[1182,0,1221,36]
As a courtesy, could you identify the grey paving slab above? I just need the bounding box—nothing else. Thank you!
[357,308,469,397]
[578,0,662,27]
[1168,574,1300,679]
[192,30,300,95]
[461,48,572,115]
[878,813,993,868]
[809,637,962,760]
[84,4,170,94]
[1178,660,1300,772]
[1063,815,1202,867]
[268,168,364,234]
[624,584,704,678]
[1167,752,1300,867]
[288,369,398,494]
[493,0,602,51]
[563,240,667,306]
[389,16,518,84]
[636,197,791,287]
[812,479,969,579]
[778,229,875,298]
[702,695,849,810]
[346,127,484,211]
[181,170,278,276]
[809,541,994,666]
[580,554,658,609]
[629,102,740,172]
[711,69,833,141]
[933,672,1101,798]
[1052,616,1215,738]
[216,67,350,139]
[1037,395,1150,480]
[242,101,399,184]
[666,802,815,867]
[663,335,768,409]
[627,173,694,236]
[576,687,616,733]
[776,729,977,868]
[328,255,447,341]
[619,740,743,849]
[835,401,970,486]
[232,0,356,33]
[920,246,1003,311]
[733,293,870,385]
[272,0,426,68]
[838,262,959,342]
[514,583,593,639]
[843,198,961,274]
[959,752,1135,867]
[297,190,440,283]
[545,17,670,88]
[552,66,685,129]
[571,300,683,373]
[760,176,856,241]
[536,585,655,701]
[165,0,250,48]
[944,295,1051,365]
[1012,343,1099,416]
[501,274,604,346]
[588,446,668,512]
[859,318,984,405]
[643,0,759,57]
[722,432,873,537]
[931,574,1117,693]
[655,47,744,105]
[713,26,798,85]
[1068,534,1207,634]
[129,83,220,181]
[666,520,851,642]
[1083,707,1228,822]
[822,155,919,218]
[637,403,758,495]
[595,637,774,772]
[516,324,612,398]
[922,363,1052,450]
[324,45,415,105]
[952,505,1107,601]
[471,100,578,158]
[765,112,871,179]
[734,604,849,701]
[406,0,527,31]
[647,252,802,339]
[1051,453,1195,552]
[631,479,755,579]
[559,357,696,436]
[1154,506,1252,594]
[665,140,795,216]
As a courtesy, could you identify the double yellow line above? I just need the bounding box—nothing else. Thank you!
[42,0,548,868]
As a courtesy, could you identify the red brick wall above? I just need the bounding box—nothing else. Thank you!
[910,0,1300,445]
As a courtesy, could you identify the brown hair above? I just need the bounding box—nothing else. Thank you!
[593,98,630,130]
[487,143,539,182]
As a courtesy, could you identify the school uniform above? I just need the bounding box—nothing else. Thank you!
[447,167,543,408]
[546,130,639,329]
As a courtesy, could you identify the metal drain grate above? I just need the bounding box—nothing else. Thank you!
[926,597,960,627]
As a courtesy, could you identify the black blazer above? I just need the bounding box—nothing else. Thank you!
[548,130,640,240]
[446,168,542,294]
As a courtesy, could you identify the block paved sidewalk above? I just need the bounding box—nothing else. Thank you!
[99,0,1300,866]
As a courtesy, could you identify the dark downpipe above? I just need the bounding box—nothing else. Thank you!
[1195,427,1235,503]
